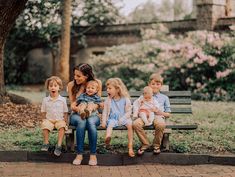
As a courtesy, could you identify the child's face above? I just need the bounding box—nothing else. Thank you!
[143,90,152,100]
[149,80,162,93]
[48,80,60,96]
[86,83,98,96]
[107,85,118,98]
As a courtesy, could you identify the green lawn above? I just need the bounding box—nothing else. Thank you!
[0,101,234,154]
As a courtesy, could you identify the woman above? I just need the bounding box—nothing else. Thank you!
[67,63,102,166]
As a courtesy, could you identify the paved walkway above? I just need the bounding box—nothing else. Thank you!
[0,162,234,177]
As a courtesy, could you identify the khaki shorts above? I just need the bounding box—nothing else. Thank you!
[41,119,66,131]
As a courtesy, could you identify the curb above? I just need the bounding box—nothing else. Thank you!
[0,151,234,166]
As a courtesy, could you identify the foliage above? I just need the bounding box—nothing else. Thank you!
[0,101,234,154]
[4,0,121,84]
[90,24,235,100]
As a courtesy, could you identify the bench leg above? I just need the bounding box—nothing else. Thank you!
[161,133,170,151]
[65,130,75,152]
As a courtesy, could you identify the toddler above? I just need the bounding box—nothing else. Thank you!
[76,80,101,119]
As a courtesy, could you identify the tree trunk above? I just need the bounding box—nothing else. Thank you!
[0,0,28,103]
[59,0,71,86]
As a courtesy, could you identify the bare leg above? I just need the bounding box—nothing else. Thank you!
[43,129,50,144]
[126,124,135,157]
[139,112,149,126]
[57,127,65,146]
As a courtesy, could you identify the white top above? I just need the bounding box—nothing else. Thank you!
[41,95,68,120]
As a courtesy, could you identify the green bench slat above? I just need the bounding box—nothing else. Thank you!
[170,107,192,114]
[68,124,198,130]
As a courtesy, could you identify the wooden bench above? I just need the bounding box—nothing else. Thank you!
[61,90,198,152]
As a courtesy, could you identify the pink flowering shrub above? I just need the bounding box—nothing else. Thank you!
[164,42,235,101]
[90,26,235,100]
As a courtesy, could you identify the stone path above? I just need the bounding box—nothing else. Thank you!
[0,162,234,177]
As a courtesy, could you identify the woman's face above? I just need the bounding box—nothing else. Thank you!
[74,69,88,85]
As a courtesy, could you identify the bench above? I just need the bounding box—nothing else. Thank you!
[61,90,198,152]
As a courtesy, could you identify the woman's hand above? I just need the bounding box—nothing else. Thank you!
[71,102,80,112]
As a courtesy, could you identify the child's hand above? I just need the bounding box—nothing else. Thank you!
[101,123,106,128]
[151,107,159,113]
[99,102,104,109]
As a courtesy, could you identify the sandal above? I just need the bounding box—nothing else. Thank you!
[153,147,161,154]
[137,148,145,156]
[128,148,135,157]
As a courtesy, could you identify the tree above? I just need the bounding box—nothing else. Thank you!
[0,0,28,103]
[59,0,71,85]
[4,0,121,85]
[128,0,159,23]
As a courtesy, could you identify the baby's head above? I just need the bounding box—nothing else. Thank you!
[45,76,63,95]
[86,80,99,96]
[143,86,153,100]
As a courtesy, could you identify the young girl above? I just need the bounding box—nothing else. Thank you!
[133,86,160,126]
[101,78,135,157]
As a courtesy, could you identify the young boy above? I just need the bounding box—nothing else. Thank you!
[41,76,68,156]
[133,73,171,155]
[76,80,101,119]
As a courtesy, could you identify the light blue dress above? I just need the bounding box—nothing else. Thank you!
[107,98,131,127]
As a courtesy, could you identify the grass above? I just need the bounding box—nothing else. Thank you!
[0,101,234,154]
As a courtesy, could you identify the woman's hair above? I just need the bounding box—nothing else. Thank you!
[72,63,95,96]
[106,78,130,98]
[45,76,63,90]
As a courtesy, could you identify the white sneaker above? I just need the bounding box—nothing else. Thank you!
[72,155,83,165]
[88,155,97,166]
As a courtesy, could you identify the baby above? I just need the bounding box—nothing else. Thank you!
[76,80,101,119]
[133,86,160,126]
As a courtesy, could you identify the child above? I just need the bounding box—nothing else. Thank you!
[133,86,160,126]
[76,80,101,119]
[41,76,68,156]
[101,78,135,157]
[133,73,171,155]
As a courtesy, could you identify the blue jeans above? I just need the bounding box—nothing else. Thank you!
[70,113,100,154]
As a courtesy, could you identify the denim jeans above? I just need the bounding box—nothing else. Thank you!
[70,113,100,154]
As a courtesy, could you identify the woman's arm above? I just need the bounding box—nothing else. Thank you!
[67,81,79,112]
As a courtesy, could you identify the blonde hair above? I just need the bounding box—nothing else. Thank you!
[149,73,163,84]
[87,80,99,91]
[45,76,63,90]
[143,86,153,95]
[106,78,130,98]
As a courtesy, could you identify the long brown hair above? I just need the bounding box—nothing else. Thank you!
[72,63,95,96]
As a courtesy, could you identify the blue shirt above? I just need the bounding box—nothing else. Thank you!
[153,92,171,113]
[76,93,101,104]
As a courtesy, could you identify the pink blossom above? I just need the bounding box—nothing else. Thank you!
[216,69,232,79]
[196,82,202,88]
[193,57,203,64]
[207,56,218,66]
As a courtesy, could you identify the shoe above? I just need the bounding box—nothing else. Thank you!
[137,147,145,156]
[41,144,49,151]
[153,147,161,154]
[72,155,83,165]
[88,155,97,166]
[54,145,62,156]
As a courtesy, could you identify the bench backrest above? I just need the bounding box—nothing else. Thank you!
[60,90,192,114]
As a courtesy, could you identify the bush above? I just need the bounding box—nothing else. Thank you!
[90,26,235,100]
